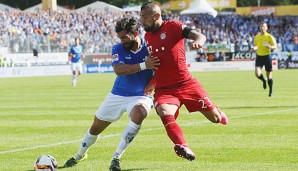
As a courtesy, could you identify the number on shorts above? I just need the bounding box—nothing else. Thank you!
[198,96,212,109]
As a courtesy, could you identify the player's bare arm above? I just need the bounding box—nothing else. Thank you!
[187,30,206,50]
[264,42,277,50]
[113,56,160,75]
[144,78,156,96]
[251,45,258,51]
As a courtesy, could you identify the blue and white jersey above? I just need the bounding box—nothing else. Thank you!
[69,45,83,63]
[111,39,153,96]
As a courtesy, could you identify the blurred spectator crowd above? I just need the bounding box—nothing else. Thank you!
[0,9,297,55]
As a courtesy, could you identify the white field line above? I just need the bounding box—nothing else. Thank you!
[0,108,297,155]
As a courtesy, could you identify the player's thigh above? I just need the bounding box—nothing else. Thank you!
[153,90,180,116]
[77,63,83,73]
[71,63,76,71]
[95,93,126,122]
[180,78,215,112]
[255,56,264,68]
[264,56,272,72]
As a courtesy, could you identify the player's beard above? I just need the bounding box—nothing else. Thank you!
[143,24,155,32]
[123,40,135,50]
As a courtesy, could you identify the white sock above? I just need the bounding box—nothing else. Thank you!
[76,130,99,159]
[112,121,141,159]
[72,75,75,84]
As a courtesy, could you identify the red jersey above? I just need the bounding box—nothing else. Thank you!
[145,20,192,88]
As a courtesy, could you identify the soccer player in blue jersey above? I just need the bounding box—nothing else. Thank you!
[68,37,84,86]
[64,18,160,171]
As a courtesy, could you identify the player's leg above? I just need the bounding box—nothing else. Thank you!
[71,63,76,86]
[78,62,83,76]
[64,93,123,167]
[255,57,267,89]
[156,102,196,161]
[110,97,152,171]
[180,78,228,125]
[79,117,111,157]
[267,71,273,96]
[265,56,273,97]
[200,107,227,125]
[112,104,148,159]
[74,63,81,84]
[64,116,111,167]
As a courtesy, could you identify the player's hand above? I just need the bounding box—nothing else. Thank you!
[145,52,160,70]
[144,82,155,96]
[190,41,203,50]
[264,42,270,49]
[190,34,206,50]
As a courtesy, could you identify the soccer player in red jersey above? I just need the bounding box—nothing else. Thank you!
[140,1,228,161]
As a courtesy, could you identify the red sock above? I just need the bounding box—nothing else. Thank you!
[161,115,187,146]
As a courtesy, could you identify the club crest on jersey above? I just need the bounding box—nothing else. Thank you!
[160,32,166,40]
[112,54,119,61]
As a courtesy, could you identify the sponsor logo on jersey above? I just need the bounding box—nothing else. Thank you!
[125,55,132,59]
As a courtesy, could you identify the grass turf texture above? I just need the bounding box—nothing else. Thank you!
[0,69,297,171]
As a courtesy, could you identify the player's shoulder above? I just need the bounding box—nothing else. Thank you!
[112,43,123,51]
[164,20,181,24]
[164,20,182,27]
[267,33,275,39]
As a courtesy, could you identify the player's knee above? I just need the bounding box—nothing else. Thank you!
[130,106,148,124]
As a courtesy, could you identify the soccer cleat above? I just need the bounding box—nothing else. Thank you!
[109,158,121,171]
[63,154,88,168]
[263,80,267,89]
[219,110,228,125]
[174,144,196,161]
[269,90,272,97]
[216,107,228,125]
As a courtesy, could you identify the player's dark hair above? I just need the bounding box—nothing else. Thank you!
[115,18,138,34]
[141,1,156,11]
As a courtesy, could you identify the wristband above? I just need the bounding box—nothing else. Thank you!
[140,62,146,70]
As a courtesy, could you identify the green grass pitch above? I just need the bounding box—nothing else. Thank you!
[0,69,297,171]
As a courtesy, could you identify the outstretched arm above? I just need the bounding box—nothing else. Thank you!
[113,53,160,75]
[185,28,206,50]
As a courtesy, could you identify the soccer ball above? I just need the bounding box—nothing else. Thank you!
[34,154,58,171]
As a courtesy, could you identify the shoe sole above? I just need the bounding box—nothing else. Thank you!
[174,144,196,161]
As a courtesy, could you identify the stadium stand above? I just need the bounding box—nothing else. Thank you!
[0,10,297,54]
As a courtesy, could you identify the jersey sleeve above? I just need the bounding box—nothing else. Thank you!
[269,35,277,46]
[69,46,74,54]
[111,44,125,66]
[170,21,184,40]
[254,35,257,46]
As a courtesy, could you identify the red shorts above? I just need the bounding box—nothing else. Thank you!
[153,77,215,115]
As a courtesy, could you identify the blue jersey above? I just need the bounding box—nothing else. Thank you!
[69,45,83,63]
[111,39,153,96]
